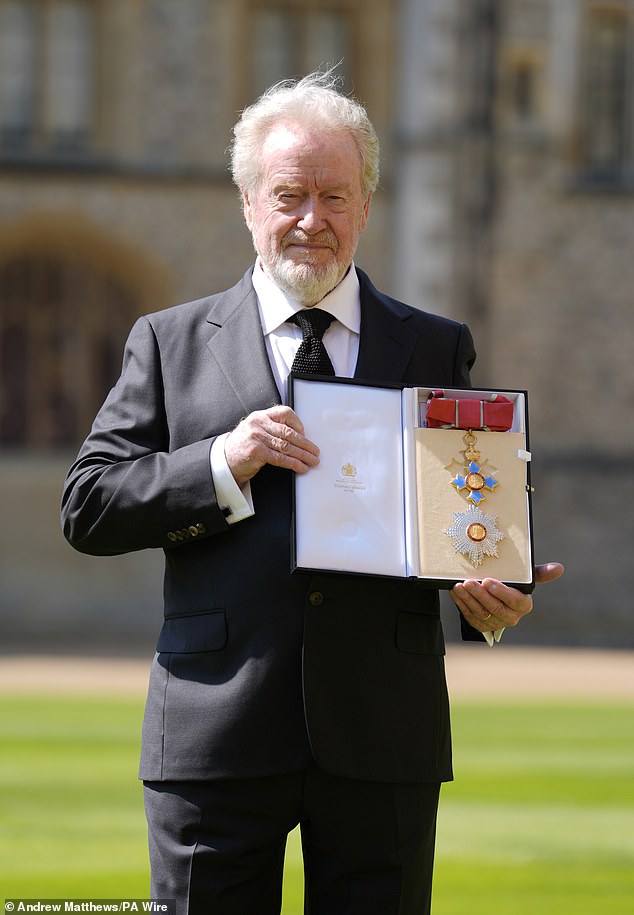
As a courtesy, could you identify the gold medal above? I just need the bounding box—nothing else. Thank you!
[449,431,499,506]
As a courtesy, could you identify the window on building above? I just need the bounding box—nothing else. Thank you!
[0,255,137,450]
[0,0,97,154]
[580,5,632,182]
[250,1,352,96]
[500,52,542,129]
[511,60,538,123]
[0,0,36,143]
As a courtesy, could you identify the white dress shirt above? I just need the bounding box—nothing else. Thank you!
[209,259,361,524]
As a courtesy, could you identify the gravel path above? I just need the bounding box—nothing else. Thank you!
[1,645,632,700]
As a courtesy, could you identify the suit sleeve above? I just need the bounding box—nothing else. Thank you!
[453,322,476,387]
[61,316,230,556]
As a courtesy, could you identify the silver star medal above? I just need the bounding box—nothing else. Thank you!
[446,504,504,568]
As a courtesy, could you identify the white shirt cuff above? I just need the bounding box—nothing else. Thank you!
[483,628,505,647]
[210,433,254,524]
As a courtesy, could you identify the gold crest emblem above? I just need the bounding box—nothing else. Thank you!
[341,462,357,478]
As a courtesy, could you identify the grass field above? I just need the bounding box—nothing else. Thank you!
[1,692,633,912]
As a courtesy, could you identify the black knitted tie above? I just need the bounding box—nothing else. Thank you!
[289,308,335,375]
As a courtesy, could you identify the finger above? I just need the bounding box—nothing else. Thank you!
[480,578,533,617]
[451,596,497,632]
[449,585,477,622]
[265,434,320,471]
[452,579,532,629]
[241,413,318,475]
[256,406,320,460]
[265,419,320,460]
[450,581,501,629]
[535,562,564,584]
[225,408,318,484]
[266,405,306,436]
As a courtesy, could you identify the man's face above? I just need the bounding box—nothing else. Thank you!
[243,122,372,306]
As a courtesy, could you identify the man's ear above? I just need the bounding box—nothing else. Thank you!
[360,193,373,232]
[242,191,253,230]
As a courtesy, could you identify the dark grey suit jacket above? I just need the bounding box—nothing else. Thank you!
[62,267,476,784]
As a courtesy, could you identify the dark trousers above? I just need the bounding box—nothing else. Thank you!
[144,765,440,915]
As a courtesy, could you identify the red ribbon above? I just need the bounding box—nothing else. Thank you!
[426,391,514,432]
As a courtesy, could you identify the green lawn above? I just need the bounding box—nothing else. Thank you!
[433,702,634,914]
[1,694,633,912]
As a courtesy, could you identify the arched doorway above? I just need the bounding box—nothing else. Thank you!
[0,252,142,449]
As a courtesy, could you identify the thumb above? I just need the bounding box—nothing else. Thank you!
[535,562,564,584]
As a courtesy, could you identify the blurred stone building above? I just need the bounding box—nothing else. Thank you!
[1,0,632,651]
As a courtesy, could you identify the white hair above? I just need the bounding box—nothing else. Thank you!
[230,69,379,199]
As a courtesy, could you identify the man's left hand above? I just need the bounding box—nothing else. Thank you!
[450,562,564,634]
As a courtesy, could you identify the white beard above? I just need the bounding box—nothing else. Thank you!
[267,255,344,306]
[255,226,348,306]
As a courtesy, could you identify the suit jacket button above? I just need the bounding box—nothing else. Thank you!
[309,591,324,607]
[167,532,177,542]
[188,525,199,537]
[196,523,207,534]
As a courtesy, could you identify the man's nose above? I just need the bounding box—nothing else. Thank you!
[296,199,327,233]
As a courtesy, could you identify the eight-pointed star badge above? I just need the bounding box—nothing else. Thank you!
[446,505,504,568]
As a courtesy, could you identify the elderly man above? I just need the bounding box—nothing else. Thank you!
[62,72,562,915]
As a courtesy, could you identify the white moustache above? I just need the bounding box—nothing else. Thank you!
[282,231,337,251]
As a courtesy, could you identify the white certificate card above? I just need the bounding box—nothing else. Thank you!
[292,378,406,577]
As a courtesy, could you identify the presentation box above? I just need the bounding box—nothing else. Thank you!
[290,375,534,591]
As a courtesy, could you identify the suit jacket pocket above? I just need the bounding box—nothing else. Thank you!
[157,609,227,653]
[395,610,445,656]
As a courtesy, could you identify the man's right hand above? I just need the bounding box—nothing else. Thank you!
[225,405,320,487]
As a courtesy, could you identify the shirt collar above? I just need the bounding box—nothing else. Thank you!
[252,257,361,336]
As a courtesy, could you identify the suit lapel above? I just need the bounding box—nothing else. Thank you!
[204,269,281,415]
[203,266,418,412]
[354,268,417,384]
